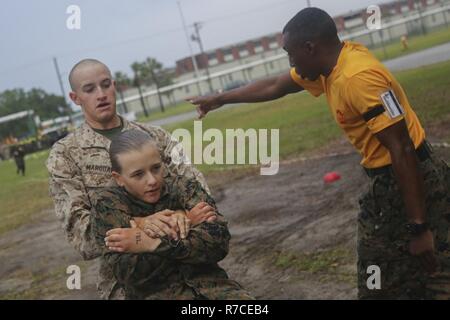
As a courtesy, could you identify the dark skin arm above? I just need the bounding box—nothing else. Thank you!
[375,119,438,273]
[188,72,303,118]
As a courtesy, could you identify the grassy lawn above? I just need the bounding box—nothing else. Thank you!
[0,150,52,235]
[137,101,194,123]
[371,26,450,61]
[1,59,449,234]
[274,246,356,285]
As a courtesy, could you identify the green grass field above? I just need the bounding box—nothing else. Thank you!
[0,150,52,235]
[1,58,450,235]
[137,101,194,122]
[371,26,450,61]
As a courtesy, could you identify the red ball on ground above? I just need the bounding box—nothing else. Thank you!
[323,171,341,183]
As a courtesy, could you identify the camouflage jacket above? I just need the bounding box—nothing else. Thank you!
[46,116,209,261]
[90,174,233,300]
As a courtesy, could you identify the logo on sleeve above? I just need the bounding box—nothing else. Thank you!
[380,90,405,119]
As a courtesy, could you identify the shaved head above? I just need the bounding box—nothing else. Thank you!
[283,7,339,46]
[68,58,117,129]
[282,8,342,81]
[69,59,112,91]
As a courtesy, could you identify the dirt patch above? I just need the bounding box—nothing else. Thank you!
[0,136,448,299]
[0,210,99,299]
[425,117,450,143]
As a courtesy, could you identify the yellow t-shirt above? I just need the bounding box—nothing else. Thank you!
[290,41,425,168]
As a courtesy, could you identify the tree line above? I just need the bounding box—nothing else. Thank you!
[115,57,175,117]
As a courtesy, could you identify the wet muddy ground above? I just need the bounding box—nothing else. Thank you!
[0,137,448,300]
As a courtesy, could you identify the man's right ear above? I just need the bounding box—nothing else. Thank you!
[69,91,81,106]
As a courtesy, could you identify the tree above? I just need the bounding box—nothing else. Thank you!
[158,68,176,106]
[114,72,131,114]
[141,57,165,113]
[141,58,177,112]
[140,58,162,86]
[0,88,68,119]
[130,57,176,116]
[131,62,149,118]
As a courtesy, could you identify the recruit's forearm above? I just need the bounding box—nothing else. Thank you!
[152,219,230,264]
[105,222,230,289]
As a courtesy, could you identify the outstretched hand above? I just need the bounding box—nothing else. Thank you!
[186,95,223,119]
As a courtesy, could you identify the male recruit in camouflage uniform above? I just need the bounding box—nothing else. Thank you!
[46,59,214,299]
[46,116,210,298]
[90,172,253,300]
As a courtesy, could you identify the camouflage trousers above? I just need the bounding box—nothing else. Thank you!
[357,156,450,299]
[140,278,255,300]
[100,269,254,300]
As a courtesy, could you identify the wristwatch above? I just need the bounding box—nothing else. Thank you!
[405,222,429,236]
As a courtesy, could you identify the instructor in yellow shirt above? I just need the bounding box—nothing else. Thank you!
[189,7,450,299]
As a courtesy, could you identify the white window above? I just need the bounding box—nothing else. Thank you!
[254,45,264,53]
[240,49,249,57]
[224,54,234,62]
[269,42,278,49]
[208,58,218,66]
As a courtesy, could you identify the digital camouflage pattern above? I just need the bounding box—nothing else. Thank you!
[46,116,210,298]
[90,173,254,300]
[358,155,450,299]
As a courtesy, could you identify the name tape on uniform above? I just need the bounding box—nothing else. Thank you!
[380,90,405,119]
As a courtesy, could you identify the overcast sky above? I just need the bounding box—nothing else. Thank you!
[0,0,382,95]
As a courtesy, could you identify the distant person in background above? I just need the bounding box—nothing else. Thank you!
[401,35,409,51]
[12,146,25,176]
